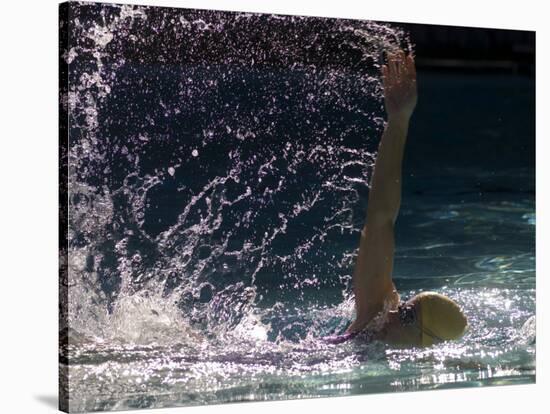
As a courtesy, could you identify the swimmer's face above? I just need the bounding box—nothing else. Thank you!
[383,299,425,347]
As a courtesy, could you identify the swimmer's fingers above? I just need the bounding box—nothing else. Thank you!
[382,53,398,87]
[381,64,391,88]
[389,52,400,78]
[397,50,407,77]
[392,52,409,76]
[405,53,416,82]
[386,50,415,81]
[405,54,417,101]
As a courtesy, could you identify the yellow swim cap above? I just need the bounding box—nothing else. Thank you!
[414,292,468,346]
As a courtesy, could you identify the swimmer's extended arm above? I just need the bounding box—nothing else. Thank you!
[346,51,417,333]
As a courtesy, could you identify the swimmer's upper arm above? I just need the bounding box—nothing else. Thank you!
[347,219,398,332]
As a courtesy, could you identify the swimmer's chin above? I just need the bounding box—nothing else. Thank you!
[376,310,424,348]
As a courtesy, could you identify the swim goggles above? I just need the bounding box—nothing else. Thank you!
[397,301,444,344]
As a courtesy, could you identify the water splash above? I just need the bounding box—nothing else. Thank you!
[64,2,410,345]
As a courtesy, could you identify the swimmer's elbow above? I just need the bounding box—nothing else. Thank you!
[365,210,396,229]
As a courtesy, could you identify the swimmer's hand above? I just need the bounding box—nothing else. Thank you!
[382,50,417,123]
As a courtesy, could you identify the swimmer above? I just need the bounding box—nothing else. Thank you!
[325,50,468,347]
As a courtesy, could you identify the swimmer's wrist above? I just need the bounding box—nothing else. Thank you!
[386,115,410,135]
[386,114,410,129]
